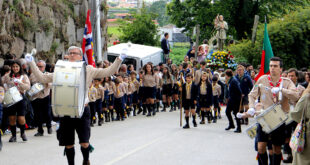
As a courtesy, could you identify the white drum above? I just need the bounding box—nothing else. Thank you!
[27,83,44,100]
[3,86,23,107]
[51,60,86,118]
[255,104,288,134]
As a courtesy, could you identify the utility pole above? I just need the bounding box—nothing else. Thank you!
[195,24,200,58]
[102,0,108,60]
[91,0,103,62]
[251,15,259,43]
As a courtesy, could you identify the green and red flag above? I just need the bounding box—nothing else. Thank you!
[255,22,274,81]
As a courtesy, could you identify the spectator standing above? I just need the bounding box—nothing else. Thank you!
[161,33,171,63]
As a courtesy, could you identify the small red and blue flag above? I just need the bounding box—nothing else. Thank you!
[82,10,96,67]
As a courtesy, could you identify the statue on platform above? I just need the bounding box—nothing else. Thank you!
[214,15,228,51]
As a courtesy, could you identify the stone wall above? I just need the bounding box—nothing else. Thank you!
[0,0,90,64]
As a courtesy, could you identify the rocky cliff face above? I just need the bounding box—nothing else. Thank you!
[0,0,90,64]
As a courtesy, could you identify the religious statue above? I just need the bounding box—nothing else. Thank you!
[214,15,228,51]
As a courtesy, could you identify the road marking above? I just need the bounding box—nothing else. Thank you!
[105,130,180,165]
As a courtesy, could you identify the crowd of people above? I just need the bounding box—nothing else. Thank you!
[0,44,309,165]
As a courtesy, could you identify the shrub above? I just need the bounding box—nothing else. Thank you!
[229,7,310,69]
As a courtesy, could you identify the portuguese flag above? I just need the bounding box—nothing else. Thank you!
[255,22,274,81]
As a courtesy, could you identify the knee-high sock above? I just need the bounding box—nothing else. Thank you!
[213,109,217,118]
[201,111,205,121]
[142,104,147,113]
[81,146,90,162]
[65,147,75,165]
[258,153,268,165]
[110,109,114,119]
[273,154,282,165]
[173,100,176,109]
[156,102,160,111]
[185,116,189,125]
[146,104,152,113]
[20,124,25,135]
[192,115,196,122]
[284,143,292,155]
[11,125,16,137]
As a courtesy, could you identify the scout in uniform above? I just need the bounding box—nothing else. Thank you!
[182,73,198,129]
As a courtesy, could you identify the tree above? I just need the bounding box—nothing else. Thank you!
[228,7,310,70]
[146,0,170,27]
[119,8,160,46]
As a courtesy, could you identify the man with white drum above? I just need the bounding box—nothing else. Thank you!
[29,60,53,136]
[25,46,125,165]
[238,57,299,165]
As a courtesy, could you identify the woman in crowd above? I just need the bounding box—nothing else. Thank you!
[161,66,173,112]
[142,63,159,117]
[171,64,180,111]
[2,60,31,142]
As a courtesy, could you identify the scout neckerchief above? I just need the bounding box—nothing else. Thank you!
[116,84,120,96]
[267,75,282,101]
[12,74,22,86]
[212,83,216,94]
[186,81,192,95]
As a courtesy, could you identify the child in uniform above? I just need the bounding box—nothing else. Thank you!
[182,73,198,129]
[198,72,213,124]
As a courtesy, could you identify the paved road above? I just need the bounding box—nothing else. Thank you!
[1,108,262,165]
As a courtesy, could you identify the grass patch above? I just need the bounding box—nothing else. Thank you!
[169,47,188,65]
[108,26,123,38]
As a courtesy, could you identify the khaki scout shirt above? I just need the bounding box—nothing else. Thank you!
[88,85,97,102]
[0,87,5,103]
[95,84,105,100]
[114,83,126,99]
[194,69,203,85]
[107,82,116,95]
[131,79,140,93]
[127,81,135,95]
[212,83,221,96]
[143,74,159,88]
[289,84,305,106]
[248,75,299,113]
